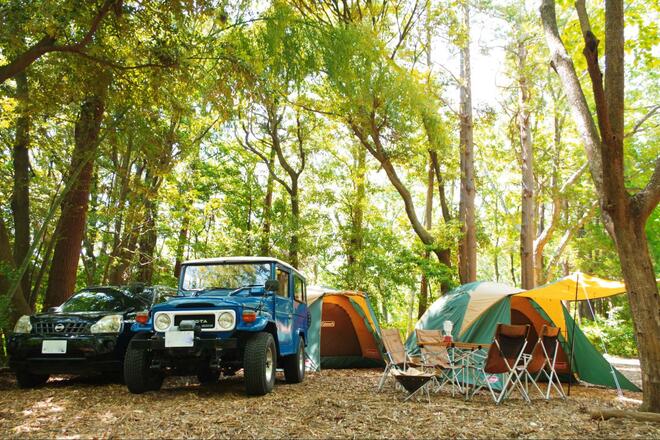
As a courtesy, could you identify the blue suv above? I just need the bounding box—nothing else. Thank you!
[124,257,309,396]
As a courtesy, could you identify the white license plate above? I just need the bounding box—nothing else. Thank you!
[165,331,194,348]
[42,340,67,354]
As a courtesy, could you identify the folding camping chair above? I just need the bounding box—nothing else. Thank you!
[523,325,566,400]
[470,324,531,404]
[415,329,463,396]
[378,328,422,391]
[392,368,434,403]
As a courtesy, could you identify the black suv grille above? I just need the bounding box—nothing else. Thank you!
[33,321,89,335]
[173,314,215,329]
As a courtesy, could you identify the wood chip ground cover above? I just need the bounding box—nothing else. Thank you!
[0,369,657,439]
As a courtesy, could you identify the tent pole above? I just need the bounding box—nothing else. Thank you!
[568,273,579,396]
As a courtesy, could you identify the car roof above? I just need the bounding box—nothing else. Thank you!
[182,256,305,280]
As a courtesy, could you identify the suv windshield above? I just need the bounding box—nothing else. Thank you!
[181,263,271,294]
[60,289,138,312]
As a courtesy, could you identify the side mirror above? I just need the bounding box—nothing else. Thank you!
[265,279,280,292]
[47,307,59,313]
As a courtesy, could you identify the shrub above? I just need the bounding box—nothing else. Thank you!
[581,306,638,358]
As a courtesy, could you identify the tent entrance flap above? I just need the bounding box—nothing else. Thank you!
[320,303,362,357]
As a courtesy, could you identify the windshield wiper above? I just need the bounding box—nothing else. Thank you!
[227,284,263,296]
[193,287,227,296]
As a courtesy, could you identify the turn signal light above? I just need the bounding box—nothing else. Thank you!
[135,312,149,324]
[242,311,257,323]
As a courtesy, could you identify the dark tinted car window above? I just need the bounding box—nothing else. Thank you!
[60,289,135,312]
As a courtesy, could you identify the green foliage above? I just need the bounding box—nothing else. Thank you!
[582,304,638,358]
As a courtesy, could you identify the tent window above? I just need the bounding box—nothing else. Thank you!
[276,268,289,298]
[294,276,305,303]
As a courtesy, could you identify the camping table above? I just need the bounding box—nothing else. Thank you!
[442,342,491,399]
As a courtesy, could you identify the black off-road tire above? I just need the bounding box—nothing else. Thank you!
[15,371,49,388]
[243,332,276,396]
[283,338,305,384]
[124,336,163,394]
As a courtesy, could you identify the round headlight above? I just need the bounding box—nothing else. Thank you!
[217,312,235,330]
[14,315,32,334]
[154,314,172,332]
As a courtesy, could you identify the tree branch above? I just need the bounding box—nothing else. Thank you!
[539,0,604,196]
[0,0,118,84]
[625,104,660,138]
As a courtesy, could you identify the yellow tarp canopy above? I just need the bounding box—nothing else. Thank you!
[515,272,627,338]
[516,272,626,301]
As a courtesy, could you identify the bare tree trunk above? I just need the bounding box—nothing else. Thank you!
[457,0,477,284]
[517,41,535,289]
[11,71,31,296]
[44,90,107,309]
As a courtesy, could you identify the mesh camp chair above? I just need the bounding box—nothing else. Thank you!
[415,329,463,396]
[524,325,566,400]
[392,368,434,403]
[378,328,422,391]
[471,324,531,404]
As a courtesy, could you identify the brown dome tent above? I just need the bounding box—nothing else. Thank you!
[306,287,384,370]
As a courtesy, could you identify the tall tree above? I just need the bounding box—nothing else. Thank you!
[516,38,535,289]
[541,0,660,412]
[44,78,109,309]
[457,0,477,284]
[11,71,31,296]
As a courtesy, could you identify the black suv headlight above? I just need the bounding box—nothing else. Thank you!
[14,315,32,333]
[90,315,123,333]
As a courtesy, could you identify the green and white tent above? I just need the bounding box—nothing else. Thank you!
[405,281,639,392]
[306,288,384,371]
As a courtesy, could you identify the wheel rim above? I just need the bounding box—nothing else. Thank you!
[265,345,274,382]
[298,343,304,374]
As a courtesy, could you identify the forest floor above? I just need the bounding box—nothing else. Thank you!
[0,368,657,439]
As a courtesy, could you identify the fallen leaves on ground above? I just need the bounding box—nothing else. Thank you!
[0,369,657,439]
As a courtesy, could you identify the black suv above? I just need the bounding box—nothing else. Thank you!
[7,285,175,388]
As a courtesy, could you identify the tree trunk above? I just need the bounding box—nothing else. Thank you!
[348,145,366,267]
[11,71,31,296]
[457,0,477,285]
[540,0,660,411]
[29,231,56,309]
[418,156,434,318]
[44,91,106,309]
[260,147,276,256]
[289,177,300,268]
[0,218,32,330]
[616,218,660,411]
[509,252,517,286]
[136,196,157,284]
[174,216,189,279]
[517,41,535,289]
[82,170,99,286]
